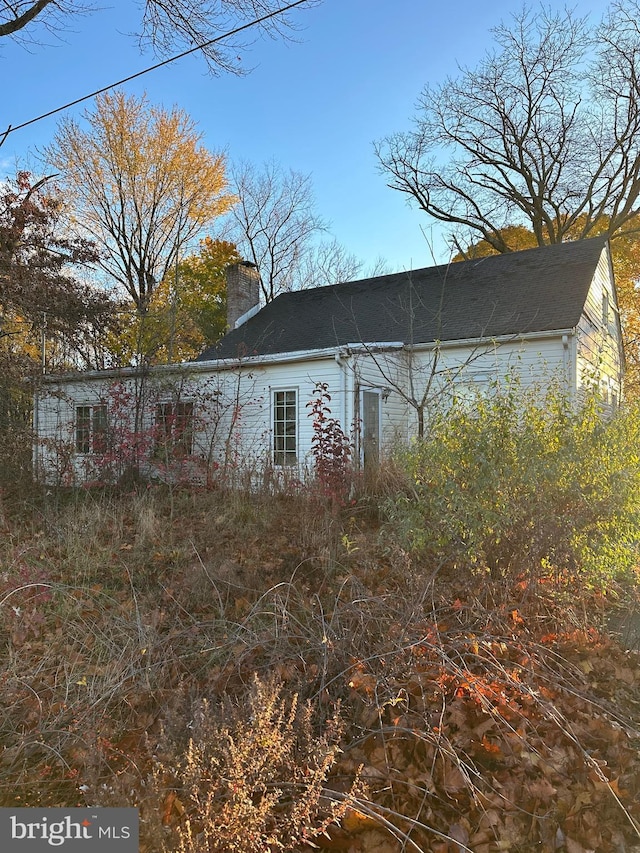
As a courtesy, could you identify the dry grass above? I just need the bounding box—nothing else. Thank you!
[0,483,638,851]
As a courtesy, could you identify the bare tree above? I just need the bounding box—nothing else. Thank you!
[0,0,75,39]
[229,161,327,302]
[296,238,389,289]
[229,162,385,300]
[1,0,318,74]
[376,2,640,255]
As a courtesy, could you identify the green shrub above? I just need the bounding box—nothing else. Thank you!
[384,380,640,588]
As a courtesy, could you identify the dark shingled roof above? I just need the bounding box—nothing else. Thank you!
[197,238,607,362]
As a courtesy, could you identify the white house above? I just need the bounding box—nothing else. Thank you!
[34,238,624,484]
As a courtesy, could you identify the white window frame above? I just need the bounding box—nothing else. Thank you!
[75,403,108,455]
[155,400,195,457]
[272,388,298,466]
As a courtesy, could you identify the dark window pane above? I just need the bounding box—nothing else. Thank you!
[156,401,194,456]
[273,390,296,465]
[76,407,91,454]
[92,405,108,453]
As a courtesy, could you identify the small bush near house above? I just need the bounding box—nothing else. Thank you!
[383,381,640,589]
[307,382,353,509]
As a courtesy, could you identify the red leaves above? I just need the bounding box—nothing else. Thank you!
[307,383,352,507]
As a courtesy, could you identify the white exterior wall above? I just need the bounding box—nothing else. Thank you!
[575,247,624,405]
[35,370,221,484]
[418,335,569,391]
[34,335,575,483]
[324,333,570,452]
[216,356,349,473]
[342,335,568,442]
[349,349,411,453]
[35,356,347,484]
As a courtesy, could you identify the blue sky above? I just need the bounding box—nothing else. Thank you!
[1,0,612,272]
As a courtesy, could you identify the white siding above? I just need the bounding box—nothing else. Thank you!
[342,336,567,441]
[349,350,410,454]
[575,246,624,404]
[247,356,344,472]
[34,334,574,483]
[35,358,347,484]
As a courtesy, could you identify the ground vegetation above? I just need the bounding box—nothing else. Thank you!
[1,387,639,851]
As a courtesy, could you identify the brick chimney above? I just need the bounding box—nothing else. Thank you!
[226,261,261,330]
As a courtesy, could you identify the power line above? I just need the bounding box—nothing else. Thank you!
[0,0,312,143]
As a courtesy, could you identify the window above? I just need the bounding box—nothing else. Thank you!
[273,389,297,465]
[75,404,108,454]
[155,401,194,456]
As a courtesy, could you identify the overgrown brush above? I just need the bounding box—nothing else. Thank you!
[0,471,638,850]
[383,381,640,590]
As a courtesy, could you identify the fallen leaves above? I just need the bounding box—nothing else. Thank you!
[330,606,640,852]
[1,495,639,853]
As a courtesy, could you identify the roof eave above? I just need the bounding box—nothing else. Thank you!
[409,328,577,351]
[42,345,350,384]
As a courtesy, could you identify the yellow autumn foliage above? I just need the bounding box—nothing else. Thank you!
[48,91,235,315]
